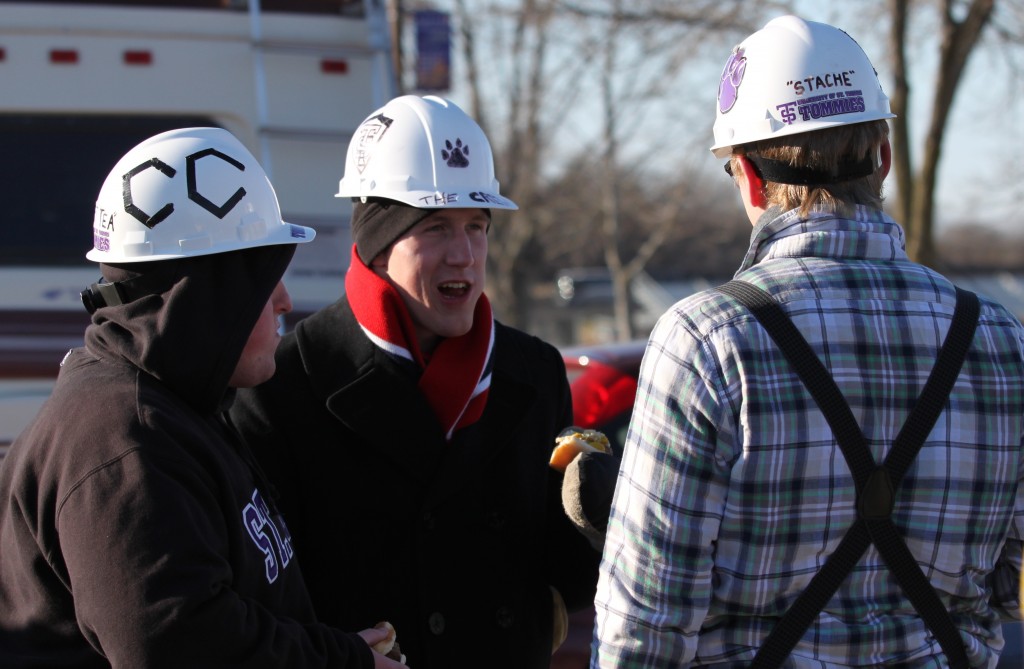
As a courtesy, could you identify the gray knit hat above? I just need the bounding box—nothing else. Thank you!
[351,199,435,264]
[351,198,490,264]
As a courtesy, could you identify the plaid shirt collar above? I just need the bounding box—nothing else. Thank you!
[737,205,909,274]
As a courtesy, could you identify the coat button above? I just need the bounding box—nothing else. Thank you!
[495,605,514,629]
[428,612,445,635]
[422,511,436,531]
[486,511,505,529]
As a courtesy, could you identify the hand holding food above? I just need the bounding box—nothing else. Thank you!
[555,427,619,550]
[358,621,406,666]
[549,427,612,473]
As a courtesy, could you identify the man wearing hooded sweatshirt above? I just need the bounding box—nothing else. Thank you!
[228,96,604,668]
[0,128,406,669]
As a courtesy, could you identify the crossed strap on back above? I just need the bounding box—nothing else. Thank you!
[715,280,980,669]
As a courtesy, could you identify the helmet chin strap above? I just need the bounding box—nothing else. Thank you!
[80,279,128,315]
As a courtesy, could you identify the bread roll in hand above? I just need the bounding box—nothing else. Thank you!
[549,427,612,473]
[371,621,406,665]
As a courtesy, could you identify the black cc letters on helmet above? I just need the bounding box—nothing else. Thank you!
[120,148,248,229]
[186,148,247,219]
[122,158,176,229]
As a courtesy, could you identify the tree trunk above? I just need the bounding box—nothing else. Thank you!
[888,0,913,231]
[893,0,995,267]
[598,1,635,341]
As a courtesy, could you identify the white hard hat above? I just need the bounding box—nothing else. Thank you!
[88,127,315,262]
[336,95,517,210]
[710,15,895,158]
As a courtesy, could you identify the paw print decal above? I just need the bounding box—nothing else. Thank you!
[441,138,470,168]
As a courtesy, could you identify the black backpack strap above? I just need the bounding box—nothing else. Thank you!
[716,280,978,669]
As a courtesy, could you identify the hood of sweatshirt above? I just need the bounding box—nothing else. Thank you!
[83,244,296,415]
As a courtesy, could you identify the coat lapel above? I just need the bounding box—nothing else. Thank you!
[299,303,540,495]
[298,300,443,482]
[324,362,445,483]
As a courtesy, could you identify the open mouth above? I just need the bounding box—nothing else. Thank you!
[438,281,470,298]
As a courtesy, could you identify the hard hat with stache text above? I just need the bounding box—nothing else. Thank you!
[711,15,895,158]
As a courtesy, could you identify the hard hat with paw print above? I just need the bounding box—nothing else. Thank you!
[336,95,517,210]
[710,15,895,158]
[88,126,315,263]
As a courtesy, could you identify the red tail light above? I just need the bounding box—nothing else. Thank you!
[320,59,348,74]
[123,50,153,65]
[49,49,78,64]
[569,361,638,428]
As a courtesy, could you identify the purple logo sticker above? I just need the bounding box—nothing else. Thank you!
[93,231,110,252]
[718,48,747,114]
[776,88,867,126]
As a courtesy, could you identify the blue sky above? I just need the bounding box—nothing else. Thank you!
[429,2,1022,234]
[793,2,1024,232]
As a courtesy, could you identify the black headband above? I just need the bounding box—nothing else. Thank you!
[746,153,877,186]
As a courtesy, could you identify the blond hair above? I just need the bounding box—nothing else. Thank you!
[729,119,889,217]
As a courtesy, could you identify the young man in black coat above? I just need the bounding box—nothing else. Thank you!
[230,96,603,668]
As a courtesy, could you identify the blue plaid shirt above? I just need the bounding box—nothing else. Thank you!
[592,206,1024,668]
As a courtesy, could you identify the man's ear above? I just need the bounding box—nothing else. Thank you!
[737,155,767,209]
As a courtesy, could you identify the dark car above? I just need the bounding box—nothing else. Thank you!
[551,339,1023,668]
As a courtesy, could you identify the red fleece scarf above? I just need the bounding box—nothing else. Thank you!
[345,245,493,440]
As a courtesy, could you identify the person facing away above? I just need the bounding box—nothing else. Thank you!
[0,127,405,668]
[592,15,1024,668]
[227,95,602,668]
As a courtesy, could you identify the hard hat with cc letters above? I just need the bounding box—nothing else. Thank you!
[88,127,315,263]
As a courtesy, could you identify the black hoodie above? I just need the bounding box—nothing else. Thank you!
[0,245,373,668]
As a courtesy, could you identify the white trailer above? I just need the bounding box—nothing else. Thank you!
[0,0,399,449]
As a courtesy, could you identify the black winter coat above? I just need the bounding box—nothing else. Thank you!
[230,297,601,669]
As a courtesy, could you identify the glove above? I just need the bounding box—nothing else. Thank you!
[562,449,620,551]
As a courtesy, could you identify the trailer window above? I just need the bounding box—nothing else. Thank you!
[0,115,218,267]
